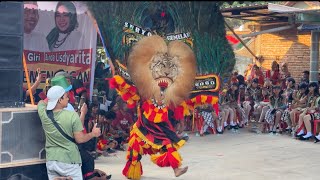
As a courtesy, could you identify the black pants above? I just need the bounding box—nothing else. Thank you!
[114,136,125,148]
[79,148,95,176]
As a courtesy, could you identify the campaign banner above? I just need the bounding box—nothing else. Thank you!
[23,1,97,99]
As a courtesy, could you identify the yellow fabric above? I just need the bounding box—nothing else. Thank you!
[154,113,163,123]
[171,151,182,167]
[127,161,142,180]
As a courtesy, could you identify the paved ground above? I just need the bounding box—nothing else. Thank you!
[95,129,319,180]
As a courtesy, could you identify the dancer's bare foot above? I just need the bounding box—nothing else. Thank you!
[174,166,188,177]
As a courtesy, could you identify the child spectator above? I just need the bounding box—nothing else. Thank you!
[111,101,134,136]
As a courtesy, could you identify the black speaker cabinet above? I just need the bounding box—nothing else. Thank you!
[0,106,47,179]
[0,2,24,107]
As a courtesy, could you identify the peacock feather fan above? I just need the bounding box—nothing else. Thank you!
[87,1,235,78]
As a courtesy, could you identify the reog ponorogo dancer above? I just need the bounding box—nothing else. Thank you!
[109,35,197,179]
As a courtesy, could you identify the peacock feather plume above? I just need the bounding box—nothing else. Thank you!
[87,1,235,79]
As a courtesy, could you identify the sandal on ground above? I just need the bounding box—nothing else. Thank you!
[85,171,112,180]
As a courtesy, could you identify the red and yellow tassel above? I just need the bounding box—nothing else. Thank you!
[122,160,142,180]
[150,144,182,169]
[96,139,107,151]
[109,75,140,109]
[123,133,144,180]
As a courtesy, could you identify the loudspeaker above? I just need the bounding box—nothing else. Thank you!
[0,107,47,179]
[0,108,46,165]
[0,2,24,107]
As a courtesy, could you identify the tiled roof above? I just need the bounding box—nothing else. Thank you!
[220,2,269,10]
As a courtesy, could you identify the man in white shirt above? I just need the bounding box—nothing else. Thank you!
[24,2,49,52]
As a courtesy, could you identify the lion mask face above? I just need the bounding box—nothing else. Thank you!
[127,35,196,107]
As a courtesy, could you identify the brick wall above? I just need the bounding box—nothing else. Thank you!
[258,26,312,83]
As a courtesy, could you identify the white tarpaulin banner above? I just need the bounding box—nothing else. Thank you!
[23,1,97,100]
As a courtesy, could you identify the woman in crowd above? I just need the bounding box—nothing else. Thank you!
[247,64,264,86]
[280,62,291,90]
[294,82,319,139]
[245,78,263,122]
[197,104,218,136]
[226,82,241,131]
[300,83,320,141]
[266,60,281,86]
[289,82,309,133]
[264,85,286,134]
[257,85,271,123]
[281,77,296,132]
[219,88,233,131]
[239,84,250,125]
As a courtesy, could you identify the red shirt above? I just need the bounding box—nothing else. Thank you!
[112,111,134,131]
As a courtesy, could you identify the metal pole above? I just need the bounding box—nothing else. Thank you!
[241,25,295,38]
[310,30,319,83]
[224,21,259,61]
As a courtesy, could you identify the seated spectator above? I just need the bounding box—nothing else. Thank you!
[247,64,264,86]
[104,110,127,151]
[96,110,118,155]
[265,61,281,86]
[264,85,286,134]
[281,77,296,132]
[257,86,271,123]
[197,104,218,136]
[219,88,233,130]
[295,82,319,139]
[226,83,242,131]
[237,74,246,87]
[87,102,100,132]
[244,78,262,122]
[238,84,249,125]
[300,70,310,84]
[289,82,309,133]
[280,62,291,89]
[229,71,239,84]
[111,101,134,136]
[301,86,320,140]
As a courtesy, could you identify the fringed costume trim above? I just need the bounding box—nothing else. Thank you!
[150,144,182,169]
[109,75,140,109]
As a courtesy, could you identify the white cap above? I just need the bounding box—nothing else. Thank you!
[47,86,66,110]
